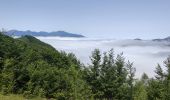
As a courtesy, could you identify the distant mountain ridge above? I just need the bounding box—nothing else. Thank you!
[7,30,85,37]
[152,36,170,42]
[133,36,170,42]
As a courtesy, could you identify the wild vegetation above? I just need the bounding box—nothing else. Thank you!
[0,32,170,100]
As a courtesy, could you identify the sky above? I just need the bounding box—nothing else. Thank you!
[0,0,170,39]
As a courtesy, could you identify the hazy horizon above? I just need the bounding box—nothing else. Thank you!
[36,37,170,78]
[4,29,170,40]
[1,0,170,77]
[1,0,170,99]
[0,0,170,39]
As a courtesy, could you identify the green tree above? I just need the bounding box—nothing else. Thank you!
[163,56,170,100]
[155,64,164,81]
[147,64,165,100]
[88,49,102,98]
[147,78,163,100]
[114,53,128,100]
[127,61,136,100]
[134,80,148,100]
[100,49,117,99]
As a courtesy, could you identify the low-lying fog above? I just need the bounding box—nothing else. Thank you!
[37,37,170,78]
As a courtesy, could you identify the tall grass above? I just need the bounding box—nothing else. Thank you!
[0,94,47,100]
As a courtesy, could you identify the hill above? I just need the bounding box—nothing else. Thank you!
[0,32,91,99]
[2,32,170,100]
[152,36,170,42]
[7,30,85,37]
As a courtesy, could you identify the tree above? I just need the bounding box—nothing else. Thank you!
[90,49,101,78]
[147,78,163,100]
[163,56,170,100]
[155,64,164,81]
[141,73,149,86]
[114,53,128,100]
[100,49,117,99]
[127,61,136,100]
[134,80,148,100]
[88,49,102,98]
[146,64,165,100]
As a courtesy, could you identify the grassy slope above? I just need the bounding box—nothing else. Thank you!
[0,94,47,100]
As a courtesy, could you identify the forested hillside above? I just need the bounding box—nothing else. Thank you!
[0,32,90,99]
[0,32,170,100]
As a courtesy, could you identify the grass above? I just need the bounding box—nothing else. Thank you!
[0,93,47,100]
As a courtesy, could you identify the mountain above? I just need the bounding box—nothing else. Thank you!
[152,36,170,42]
[134,38,142,41]
[7,30,85,37]
[0,32,90,99]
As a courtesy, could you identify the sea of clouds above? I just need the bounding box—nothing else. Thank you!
[37,37,170,78]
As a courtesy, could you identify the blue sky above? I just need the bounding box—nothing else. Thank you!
[0,0,170,39]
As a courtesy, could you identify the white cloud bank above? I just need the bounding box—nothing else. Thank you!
[37,37,170,78]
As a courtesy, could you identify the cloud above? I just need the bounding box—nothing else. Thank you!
[37,37,170,78]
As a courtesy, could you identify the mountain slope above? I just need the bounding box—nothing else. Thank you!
[7,30,85,37]
[0,32,82,69]
[0,33,91,99]
[152,36,170,42]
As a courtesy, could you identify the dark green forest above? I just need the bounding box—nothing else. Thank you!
[0,32,170,100]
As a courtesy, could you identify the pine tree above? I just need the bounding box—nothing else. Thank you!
[163,56,170,100]
[141,73,149,86]
[127,61,136,100]
[148,64,165,100]
[88,49,102,98]
[100,49,117,99]
[115,53,128,100]
[134,80,148,100]
[155,64,164,81]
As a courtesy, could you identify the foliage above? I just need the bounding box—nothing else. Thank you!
[84,49,134,99]
[1,32,170,100]
[0,33,91,99]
